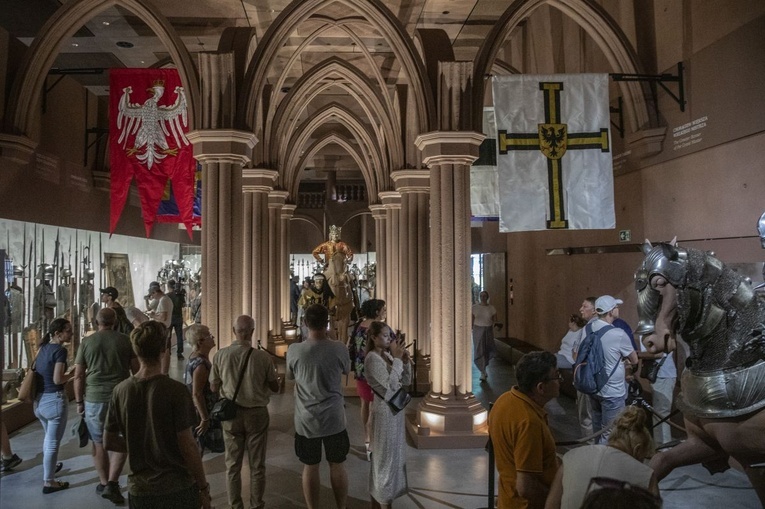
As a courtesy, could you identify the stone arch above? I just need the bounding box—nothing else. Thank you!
[285,130,380,200]
[292,214,324,239]
[269,57,402,171]
[472,0,651,134]
[239,0,435,138]
[5,0,200,136]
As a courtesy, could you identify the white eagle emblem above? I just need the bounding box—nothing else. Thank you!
[117,80,188,170]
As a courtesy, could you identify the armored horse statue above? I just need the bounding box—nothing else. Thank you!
[312,225,356,342]
[635,242,765,503]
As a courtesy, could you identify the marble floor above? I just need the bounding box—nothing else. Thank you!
[0,353,761,508]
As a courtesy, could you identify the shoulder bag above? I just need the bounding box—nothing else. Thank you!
[371,385,411,415]
[210,348,253,422]
[640,354,668,384]
[17,361,41,404]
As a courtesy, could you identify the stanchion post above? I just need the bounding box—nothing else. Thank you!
[478,402,495,509]
[408,338,425,397]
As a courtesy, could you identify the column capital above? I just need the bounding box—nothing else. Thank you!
[281,204,297,218]
[242,168,278,193]
[369,204,387,219]
[414,131,484,167]
[0,134,37,166]
[268,190,290,208]
[187,129,257,165]
[379,191,402,209]
[391,169,430,194]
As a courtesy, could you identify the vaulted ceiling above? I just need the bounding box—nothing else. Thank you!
[2,0,628,201]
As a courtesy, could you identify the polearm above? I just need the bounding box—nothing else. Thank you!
[21,223,27,328]
[53,228,60,297]
[32,224,37,329]
[99,232,104,291]
[40,228,46,329]
[73,231,80,348]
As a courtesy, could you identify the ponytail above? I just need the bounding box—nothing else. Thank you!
[42,318,70,345]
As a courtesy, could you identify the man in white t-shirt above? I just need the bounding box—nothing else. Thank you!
[147,282,174,374]
[587,295,638,444]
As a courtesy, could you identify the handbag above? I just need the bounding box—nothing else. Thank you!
[202,424,225,453]
[640,355,667,384]
[371,386,412,416]
[210,348,253,422]
[17,362,41,403]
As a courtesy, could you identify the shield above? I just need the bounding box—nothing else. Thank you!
[538,123,567,160]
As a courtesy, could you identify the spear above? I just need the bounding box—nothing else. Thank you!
[32,224,37,327]
[53,228,60,293]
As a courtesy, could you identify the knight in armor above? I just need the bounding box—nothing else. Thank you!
[296,274,335,339]
[758,211,765,284]
[33,264,56,331]
[56,268,73,319]
[312,225,353,271]
[7,266,24,335]
[79,269,98,331]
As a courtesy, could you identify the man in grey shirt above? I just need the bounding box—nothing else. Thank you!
[287,304,350,509]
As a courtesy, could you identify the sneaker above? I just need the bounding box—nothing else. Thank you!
[102,481,125,504]
[96,483,106,495]
[42,480,69,494]
[177,353,185,360]
[0,454,22,472]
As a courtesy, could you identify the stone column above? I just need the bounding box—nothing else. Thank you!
[187,130,256,348]
[268,190,289,339]
[379,191,401,329]
[281,204,296,323]
[409,131,487,448]
[391,170,429,353]
[369,204,387,300]
[241,169,278,346]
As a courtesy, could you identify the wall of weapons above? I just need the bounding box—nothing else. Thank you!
[1,219,180,385]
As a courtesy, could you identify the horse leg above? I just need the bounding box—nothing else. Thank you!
[743,465,765,505]
[649,418,726,481]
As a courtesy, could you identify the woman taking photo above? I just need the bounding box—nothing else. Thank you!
[348,299,388,458]
[34,318,73,494]
[184,324,218,454]
[364,321,411,508]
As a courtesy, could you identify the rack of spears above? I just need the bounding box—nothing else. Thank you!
[3,226,105,371]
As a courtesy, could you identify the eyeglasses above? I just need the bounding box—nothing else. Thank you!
[585,477,662,505]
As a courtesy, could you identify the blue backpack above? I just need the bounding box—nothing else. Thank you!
[573,323,618,395]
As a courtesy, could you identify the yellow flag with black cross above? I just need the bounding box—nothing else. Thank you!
[492,74,614,232]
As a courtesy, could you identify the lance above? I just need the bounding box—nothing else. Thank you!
[73,231,80,344]
[32,224,37,328]
[99,232,104,289]
[40,228,46,328]
[53,228,60,297]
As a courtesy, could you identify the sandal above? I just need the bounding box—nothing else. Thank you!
[42,480,70,494]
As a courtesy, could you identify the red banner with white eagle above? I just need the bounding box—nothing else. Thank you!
[109,68,196,237]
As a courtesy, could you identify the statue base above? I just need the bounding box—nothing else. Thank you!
[405,391,488,449]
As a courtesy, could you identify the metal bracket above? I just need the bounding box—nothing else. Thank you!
[43,68,104,114]
[611,62,686,112]
[609,96,624,138]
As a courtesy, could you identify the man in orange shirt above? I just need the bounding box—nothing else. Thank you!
[488,351,560,508]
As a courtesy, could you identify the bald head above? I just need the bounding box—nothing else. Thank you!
[97,307,117,330]
[233,315,255,342]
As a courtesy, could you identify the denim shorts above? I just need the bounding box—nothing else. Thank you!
[84,401,109,444]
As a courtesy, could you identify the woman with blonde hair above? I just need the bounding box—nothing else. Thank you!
[545,406,659,509]
[183,324,218,454]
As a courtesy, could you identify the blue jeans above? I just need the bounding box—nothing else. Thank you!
[589,394,624,444]
[34,391,68,482]
[171,320,184,355]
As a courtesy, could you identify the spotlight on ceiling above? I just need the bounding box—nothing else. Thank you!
[116,41,134,48]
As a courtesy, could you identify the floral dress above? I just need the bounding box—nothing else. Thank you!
[364,350,412,504]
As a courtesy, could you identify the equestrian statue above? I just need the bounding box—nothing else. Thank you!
[635,240,765,503]
[312,225,357,342]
